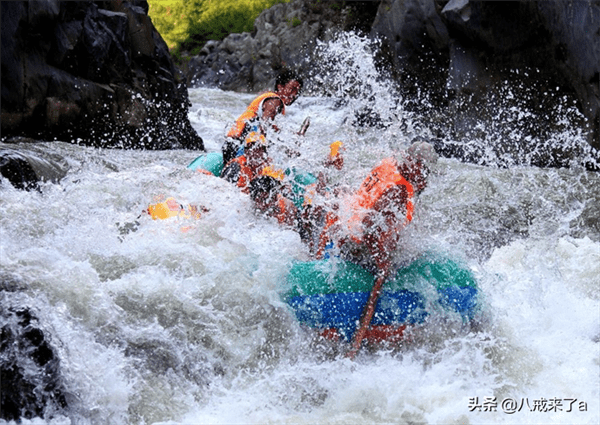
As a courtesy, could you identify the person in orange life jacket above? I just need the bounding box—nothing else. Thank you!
[221,132,275,193]
[312,141,439,273]
[222,69,304,166]
[249,175,300,228]
[244,140,345,248]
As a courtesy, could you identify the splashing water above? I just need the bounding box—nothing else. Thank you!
[1,34,599,425]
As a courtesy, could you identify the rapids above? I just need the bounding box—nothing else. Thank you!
[1,34,599,425]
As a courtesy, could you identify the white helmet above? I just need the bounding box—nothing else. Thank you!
[406,141,438,170]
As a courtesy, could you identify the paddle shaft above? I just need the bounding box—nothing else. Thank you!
[347,271,387,358]
[298,116,310,136]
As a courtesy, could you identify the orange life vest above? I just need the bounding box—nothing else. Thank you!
[349,157,414,230]
[315,158,414,258]
[226,92,285,139]
[223,155,256,193]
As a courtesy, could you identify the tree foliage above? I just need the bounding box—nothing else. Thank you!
[148,0,289,52]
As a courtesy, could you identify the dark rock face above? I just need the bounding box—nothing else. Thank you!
[0,140,70,190]
[436,0,599,150]
[1,1,203,150]
[186,0,599,165]
[1,297,69,421]
[186,0,381,92]
[0,150,41,191]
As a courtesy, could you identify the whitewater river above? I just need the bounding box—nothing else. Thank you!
[1,37,599,425]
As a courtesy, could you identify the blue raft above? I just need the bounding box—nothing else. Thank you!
[282,254,479,343]
[188,152,224,176]
[188,153,480,344]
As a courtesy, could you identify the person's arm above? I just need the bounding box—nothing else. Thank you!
[362,187,408,269]
[261,97,285,130]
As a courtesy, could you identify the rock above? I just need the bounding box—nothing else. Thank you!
[0,152,40,191]
[186,0,381,93]
[437,0,599,151]
[1,1,204,150]
[0,139,70,190]
[370,0,450,81]
[1,301,69,421]
[369,0,598,165]
[535,0,600,150]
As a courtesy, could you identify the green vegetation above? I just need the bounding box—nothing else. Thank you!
[287,16,302,28]
[148,0,289,52]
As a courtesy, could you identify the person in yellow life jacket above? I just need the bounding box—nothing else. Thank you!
[222,69,303,165]
[314,141,439,273]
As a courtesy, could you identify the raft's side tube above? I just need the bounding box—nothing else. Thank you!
[283,255,479,340]
[284,255,477,298]
[187,152,224,176]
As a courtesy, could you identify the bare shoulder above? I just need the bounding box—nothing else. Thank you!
[261,97,284,120]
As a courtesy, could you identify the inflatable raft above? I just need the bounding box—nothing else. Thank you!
[188,151,224,176]
[282,254,479,343]
[188,153,480,345]
[188,152,319,207]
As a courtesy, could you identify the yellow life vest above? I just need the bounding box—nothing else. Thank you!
[147,197,203,220]
[226,92,284,139]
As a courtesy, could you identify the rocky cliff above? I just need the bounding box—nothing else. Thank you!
[186,1,380,93]
[186,0,599,165]
[1,0,204,150]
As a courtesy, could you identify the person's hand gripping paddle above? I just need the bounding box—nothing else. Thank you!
[347,268,390,359]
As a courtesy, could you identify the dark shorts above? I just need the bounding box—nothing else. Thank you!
[222,138,243,166]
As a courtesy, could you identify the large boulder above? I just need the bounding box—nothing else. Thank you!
[186,0,381,92]
[435,0,599,152]
[0,139,70,190]
[368,0,599,164]
[369,0,450,95]
[1,280,69,422]
[1,1,204,150]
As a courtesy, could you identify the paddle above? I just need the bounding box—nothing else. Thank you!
[347,269,390,359]
[298,116,310,136]
[286,116,310,158]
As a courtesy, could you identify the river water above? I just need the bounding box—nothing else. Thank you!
[1,35,599,425]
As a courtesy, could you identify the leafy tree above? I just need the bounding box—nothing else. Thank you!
[148,0,289,52]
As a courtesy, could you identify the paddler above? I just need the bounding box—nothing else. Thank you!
[221,131,282,193]
[249,175,300,228]
[222,69,304,166]
[246,139,345,249]
[247,141,439,273]
[318,141,438,272]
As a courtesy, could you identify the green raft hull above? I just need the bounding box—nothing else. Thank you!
[283,254,479,342]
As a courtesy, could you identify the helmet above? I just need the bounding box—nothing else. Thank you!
[399,141,438,194]
[406,141,438,170]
